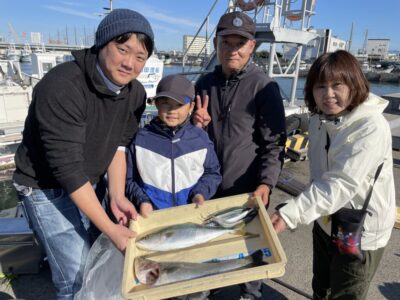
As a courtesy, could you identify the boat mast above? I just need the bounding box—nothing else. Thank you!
[347,22,354,53]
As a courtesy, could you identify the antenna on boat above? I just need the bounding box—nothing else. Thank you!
[95,0,113,17]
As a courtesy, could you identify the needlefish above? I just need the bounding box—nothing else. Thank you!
[134,252,263,286]
[203,206,258,228]
[135,222,245,252]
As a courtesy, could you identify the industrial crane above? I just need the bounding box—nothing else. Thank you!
[8,23,21,44]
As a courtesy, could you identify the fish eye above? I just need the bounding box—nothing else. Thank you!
[165,231,175,238]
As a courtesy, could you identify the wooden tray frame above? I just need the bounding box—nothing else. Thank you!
[122,194,287,300]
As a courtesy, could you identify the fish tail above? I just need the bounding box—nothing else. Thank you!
[250,250,265,266]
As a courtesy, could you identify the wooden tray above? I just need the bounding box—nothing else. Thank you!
[122,194,287,300]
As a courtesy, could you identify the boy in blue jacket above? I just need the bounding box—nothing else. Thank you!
[126,74,221,216]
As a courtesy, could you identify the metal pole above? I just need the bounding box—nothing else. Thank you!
[205,16,208,58]
[271,278,313,299]
[65,25,69,45]
[290,45,303,106]
[268,43,276,77]
[74,26,77,45]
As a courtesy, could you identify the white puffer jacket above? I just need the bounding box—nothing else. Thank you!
[279,93,396,250]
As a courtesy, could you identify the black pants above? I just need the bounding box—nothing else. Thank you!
[312,222,384,300]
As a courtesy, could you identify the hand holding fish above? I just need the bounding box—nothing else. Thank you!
[192,193,205,207]
[270,211,287,234]
[108,223,137,252]
[140,202,154,218]
[253,184,270,206]
[193,94,211,128]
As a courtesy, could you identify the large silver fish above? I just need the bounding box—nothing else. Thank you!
[135,252,263,286]
[135,222,245,252]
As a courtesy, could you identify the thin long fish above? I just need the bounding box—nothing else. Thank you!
[135,252,263,286]
[136,222,245,252]
[204,207,258,228]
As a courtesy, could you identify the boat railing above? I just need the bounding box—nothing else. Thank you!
[178,0,318,110]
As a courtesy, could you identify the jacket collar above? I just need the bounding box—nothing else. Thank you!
[317,93,389,133]
[149,117,191,138]
[72,47,132,100]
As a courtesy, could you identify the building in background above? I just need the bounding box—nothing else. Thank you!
[30,32,42,44]
[366,39,390,60]
[285,28,346,61]
[183,35,211,56]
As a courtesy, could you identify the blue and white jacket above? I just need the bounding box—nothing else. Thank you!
[126,118,222,209]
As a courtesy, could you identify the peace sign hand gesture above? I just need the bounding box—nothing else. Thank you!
[193,94,211,128]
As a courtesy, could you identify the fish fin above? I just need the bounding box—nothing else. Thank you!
[243,232,260,240]
[250,250,265,266]
[233,222,247,235]
[242,208,258,224]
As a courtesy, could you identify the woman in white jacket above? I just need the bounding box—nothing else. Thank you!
[271,50,395,300]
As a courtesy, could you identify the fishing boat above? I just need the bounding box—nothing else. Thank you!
[5,43,20,62]
[20,44,32,63]
[137,54,164,98]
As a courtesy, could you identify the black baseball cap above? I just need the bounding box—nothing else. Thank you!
[153,74,194,105]
[216,11,256,40]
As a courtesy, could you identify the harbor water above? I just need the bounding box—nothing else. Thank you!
[1,63,399,212]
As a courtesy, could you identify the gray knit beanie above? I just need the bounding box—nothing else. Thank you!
[95,8,154,53]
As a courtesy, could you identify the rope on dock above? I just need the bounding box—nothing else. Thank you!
[271,278,313,299]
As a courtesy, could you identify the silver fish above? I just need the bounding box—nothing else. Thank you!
[135,252,262,286]
[204,207,258,228]
[135,223,245,252]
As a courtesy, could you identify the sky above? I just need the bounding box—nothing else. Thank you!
[1,0,399,52]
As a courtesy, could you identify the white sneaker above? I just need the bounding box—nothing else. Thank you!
[239,294,255,300]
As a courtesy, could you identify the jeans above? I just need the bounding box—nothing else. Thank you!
[16,185,101,300]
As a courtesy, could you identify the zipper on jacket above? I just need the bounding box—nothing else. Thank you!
[171,133,177,206]
[219,78,239,153]
[216,79,229,166]
[325,131,330,169]
[227,105,232,137]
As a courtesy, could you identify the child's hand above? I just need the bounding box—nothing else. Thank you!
[192,194,205,207]
[193,95,211,128]
[140,202,153,218]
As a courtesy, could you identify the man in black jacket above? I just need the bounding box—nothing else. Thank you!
[13,9,153,300]
[194,11,287,300]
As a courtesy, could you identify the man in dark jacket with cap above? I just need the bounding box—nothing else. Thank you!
[13,9,153,299]
[194,11,286,300]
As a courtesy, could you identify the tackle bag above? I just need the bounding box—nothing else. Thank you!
[330,163,383,261]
